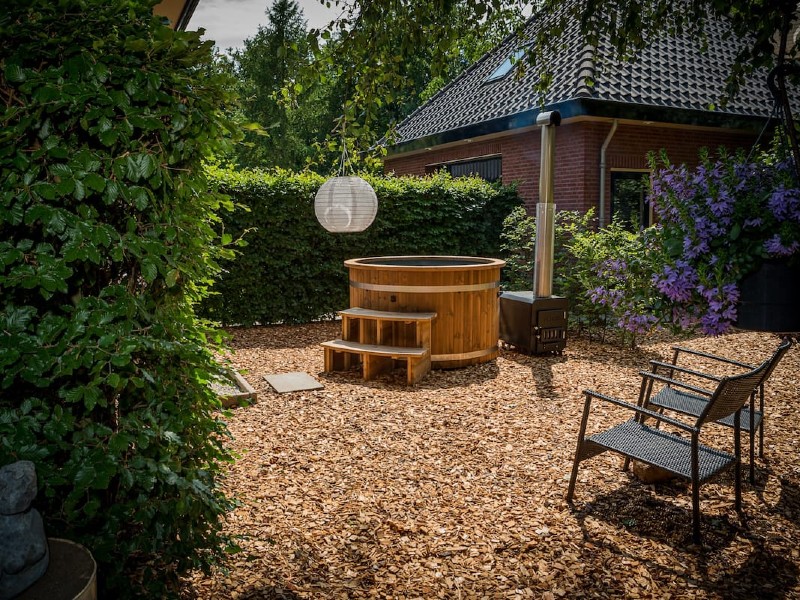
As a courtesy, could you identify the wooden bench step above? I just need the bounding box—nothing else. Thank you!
[339,307,436,322]
[321,339,431,385]
[321,339,428,358]
[339,308,435,350]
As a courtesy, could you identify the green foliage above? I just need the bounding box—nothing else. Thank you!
[501,207,607,330]
[304,0,799,175]
[299,1,528,162]
[500,205,588,290]
[228,0,330,170]
[567,220,662,347]
[501,207,663,346]
[418,5,527,103]
[201,167,522,325]
[0,0,239,596]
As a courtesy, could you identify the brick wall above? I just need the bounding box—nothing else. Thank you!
[384,120,759,221]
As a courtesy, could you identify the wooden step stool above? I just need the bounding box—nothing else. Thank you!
[322,308,436,385]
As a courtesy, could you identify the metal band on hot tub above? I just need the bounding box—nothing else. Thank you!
[349,280,500,293]
[431,347,498,362]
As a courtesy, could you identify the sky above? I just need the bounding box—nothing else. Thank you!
[188,0,341,52]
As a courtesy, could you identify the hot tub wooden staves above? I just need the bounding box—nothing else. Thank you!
[344,256,505,369]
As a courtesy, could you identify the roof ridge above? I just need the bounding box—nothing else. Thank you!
[573,43,596,98]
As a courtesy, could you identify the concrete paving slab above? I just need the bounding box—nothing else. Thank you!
[264,372,323,393]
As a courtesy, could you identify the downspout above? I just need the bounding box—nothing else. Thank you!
[599,119,618,227]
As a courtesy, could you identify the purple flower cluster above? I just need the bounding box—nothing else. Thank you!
[764,234,800,256]
[651,164,691,223]
[587,241,662,336]
[653,259,697,302]
[768,185,800,222]
[697,282,739,336]
[618,311,657,334]
[590,286,622,309]
[647,151,800,335]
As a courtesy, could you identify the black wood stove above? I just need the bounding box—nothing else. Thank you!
[499,110,568,355]
[499,292,567,354]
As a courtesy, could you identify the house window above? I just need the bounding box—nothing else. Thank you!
[484,48,525,82]
[427,156,502,182]
[611,171,651,230]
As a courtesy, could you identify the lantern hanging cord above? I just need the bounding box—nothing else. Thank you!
[337,109,354,176]
[338,139,352,176]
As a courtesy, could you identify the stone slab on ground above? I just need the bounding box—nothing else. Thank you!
[264,371,323,393]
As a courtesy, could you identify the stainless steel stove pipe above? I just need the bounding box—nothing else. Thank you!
[533,110,561,298]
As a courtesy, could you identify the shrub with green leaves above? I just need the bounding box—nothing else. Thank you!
[500,207,664,345]
[202,167,522,325]
[500,206,594,290]
[568,220,663,346]
[1,1,238,596]
[500,206,604,326]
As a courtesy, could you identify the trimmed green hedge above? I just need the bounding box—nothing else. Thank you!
[202,167,522,325]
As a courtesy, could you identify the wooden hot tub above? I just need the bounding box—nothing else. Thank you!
[345,256,506,368]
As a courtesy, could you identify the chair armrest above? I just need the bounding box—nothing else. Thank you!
[648,360,724,382]
[671,346,755,370]
[638,370,715,397]
[584,389,698,434]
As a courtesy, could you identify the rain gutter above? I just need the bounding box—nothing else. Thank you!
[385,99,774,157]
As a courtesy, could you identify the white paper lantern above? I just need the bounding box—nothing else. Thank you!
[314,176,378,233]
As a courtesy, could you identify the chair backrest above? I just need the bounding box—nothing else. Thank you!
[699,339,792,425]
[758,338,793,387]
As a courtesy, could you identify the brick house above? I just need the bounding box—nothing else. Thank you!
[382,6,777,228]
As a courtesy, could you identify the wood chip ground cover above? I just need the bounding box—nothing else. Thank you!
[183,323,800,599]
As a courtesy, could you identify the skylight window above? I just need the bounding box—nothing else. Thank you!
[484,48,526,83]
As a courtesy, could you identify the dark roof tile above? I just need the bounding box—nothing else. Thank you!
[392,4,778,148]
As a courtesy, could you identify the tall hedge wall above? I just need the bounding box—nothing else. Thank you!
[1,1,238,596]
[202,168,522,325]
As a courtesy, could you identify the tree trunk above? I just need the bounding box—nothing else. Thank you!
[772,3,800,181]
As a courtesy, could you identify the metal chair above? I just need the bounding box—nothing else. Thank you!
[640,340,791,482]
[566,341,789,543]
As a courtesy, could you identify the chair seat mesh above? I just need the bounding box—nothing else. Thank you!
[649,387,761,431]
[587,419,735,481]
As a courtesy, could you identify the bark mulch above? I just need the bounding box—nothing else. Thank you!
[182,323,800,599]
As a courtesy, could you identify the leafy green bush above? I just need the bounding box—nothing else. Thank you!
[500,207,663,345]
[499,205,537,290]
[1,1,238,596]
[202,168,522,325]
[568,220,663,346]
[500,207,605,327]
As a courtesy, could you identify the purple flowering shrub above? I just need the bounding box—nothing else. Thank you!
[571,220,662,344]
[501,207,665,345]
[499,145,800,344]
[648,148,800,335]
